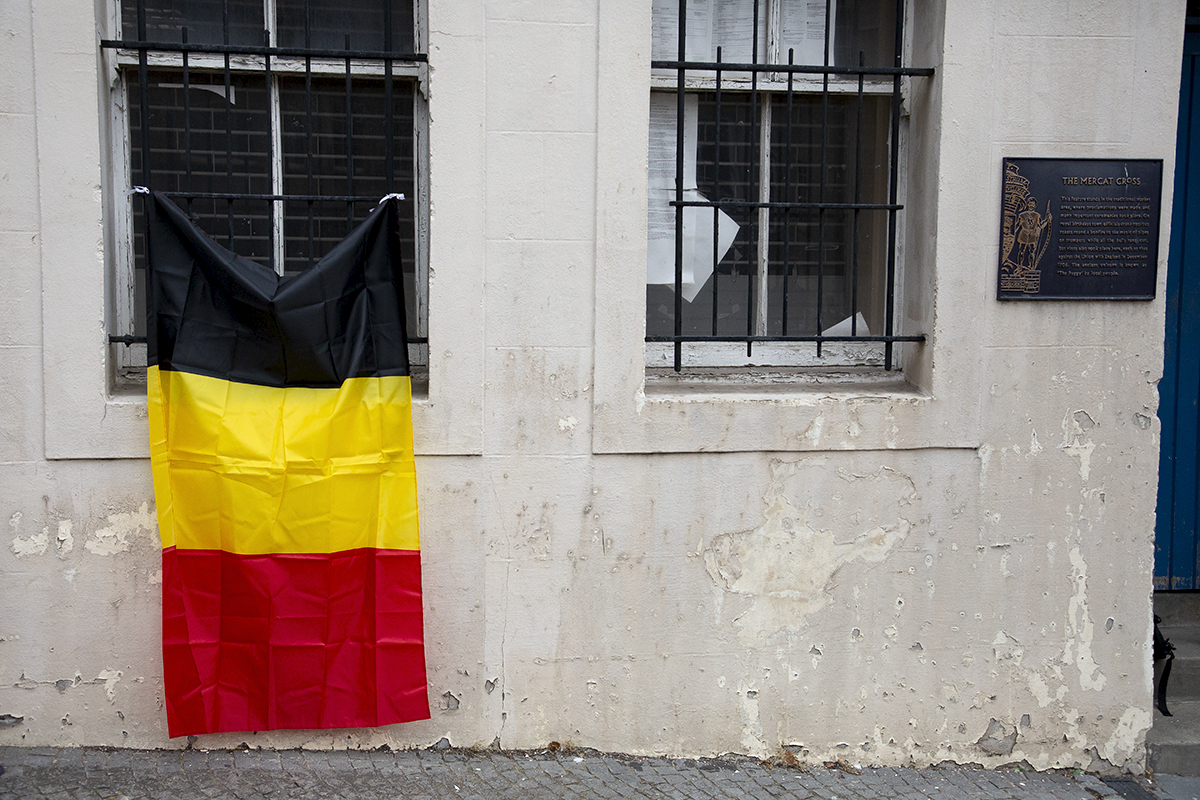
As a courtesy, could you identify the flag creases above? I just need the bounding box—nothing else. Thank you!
[146,192,429,737]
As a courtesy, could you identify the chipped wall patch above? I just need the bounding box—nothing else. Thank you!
[56,520,74,556]
[1100,707,1151,766]
[1066,547,1106,691]
[737,682,766,755]
[704,459,917,643]
[97,669,122,703]
[9,511,49,557]
[1027,670,1067,708]
[11,530,49,557]
[976,718,1017,756]
[802,415,825,447]
[85,502,157,556]
[1060,411,1097,484]
[992,631,1023,666]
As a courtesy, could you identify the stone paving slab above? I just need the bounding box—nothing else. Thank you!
[0,745,1159,800]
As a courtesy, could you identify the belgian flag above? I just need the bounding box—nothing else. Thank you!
[145,192,430,736]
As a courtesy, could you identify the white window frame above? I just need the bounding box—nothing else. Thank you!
[40,0,484,459]
[645,0,912,371]
[592,0,979,454]
[102,0,430,383]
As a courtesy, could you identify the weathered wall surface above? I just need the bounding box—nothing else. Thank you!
[0,0,1182,772]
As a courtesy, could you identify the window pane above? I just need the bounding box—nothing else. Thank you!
[646,92,762,339]
[128,69,274,332]
[766,93,890,336]
[777,0,834,65]
[650,0,897,68]
[651,0,766,64]
[279,77,417,326]
[776,0,897,67]
[276,0,414,52]
[832,0,898,68]
[646,90,892,342]
[121,0,264,46]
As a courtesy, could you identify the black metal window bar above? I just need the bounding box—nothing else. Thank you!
[101,0,427,359]
[646,0,933,372]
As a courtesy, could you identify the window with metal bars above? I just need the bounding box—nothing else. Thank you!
[101,0,427,381]
[646,0,931,372]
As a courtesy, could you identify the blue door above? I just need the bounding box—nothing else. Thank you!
[1156,31,1200,591]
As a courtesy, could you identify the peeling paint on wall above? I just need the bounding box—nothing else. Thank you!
[1100,707,1151,767]
[1065,547,1106,692]
[976,718,1017,756]
[1060,410,1097,484]
[1027,669,1068,708]
[56,520,74,557]
[10,518,76,558]
[96,670,122,704]
[84,503,157,556]
[9,512,48,557]
[737,682,765,754]
[704,459,917,643]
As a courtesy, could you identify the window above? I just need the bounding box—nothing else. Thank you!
[647,0,930,371]
[101,0,427,383]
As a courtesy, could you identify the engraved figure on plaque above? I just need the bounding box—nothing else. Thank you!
[1000,162,1051,294]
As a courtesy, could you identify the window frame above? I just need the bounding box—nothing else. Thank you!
[591,0,971,455]
[645,0,928,372]
[101,0,430,384]
[39,0,485,459]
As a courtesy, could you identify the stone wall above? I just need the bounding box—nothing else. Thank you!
[0,0,1183,771]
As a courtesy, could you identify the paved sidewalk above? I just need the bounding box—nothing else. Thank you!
[0,744,1190,800]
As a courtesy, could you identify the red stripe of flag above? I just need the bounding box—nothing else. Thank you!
[162,547,429,736]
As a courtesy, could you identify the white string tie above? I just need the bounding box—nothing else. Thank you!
[371,192,405,210]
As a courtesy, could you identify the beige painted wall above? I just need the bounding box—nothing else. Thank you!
[0,0,1183,771]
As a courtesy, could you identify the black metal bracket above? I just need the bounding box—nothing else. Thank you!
[1153,613,1175,716]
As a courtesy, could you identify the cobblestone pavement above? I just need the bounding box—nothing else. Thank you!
[0,745,1174,800]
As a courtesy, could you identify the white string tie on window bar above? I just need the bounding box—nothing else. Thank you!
[127,186,150,196]
[372,192,406,210]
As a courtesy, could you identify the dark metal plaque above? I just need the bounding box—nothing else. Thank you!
[997,158,1162,299]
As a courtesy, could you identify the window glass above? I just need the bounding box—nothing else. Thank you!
[646,92,761,340]
[646,0,905,368]
[128,71,274,329]
[650,0,895,66]
[114,1,422,355]
[832,0,897,68]
[275,0,413,52]
[765,94,890,336]
[121,0,264,46]
[279,77,417,325]
[651,0,765,64]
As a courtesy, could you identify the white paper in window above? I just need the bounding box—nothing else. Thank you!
[821,312,871,337]
[651,0,711,62]
[779,0,834,66]
[709,0,762,64]
[651,0,765,65]
[647,93,740,303]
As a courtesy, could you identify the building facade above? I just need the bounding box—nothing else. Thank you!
[0,0,1183,771]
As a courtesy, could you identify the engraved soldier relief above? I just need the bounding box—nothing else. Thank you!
[1000,162,1051,294]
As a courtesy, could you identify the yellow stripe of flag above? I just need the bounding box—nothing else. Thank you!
[148,366,420,555]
